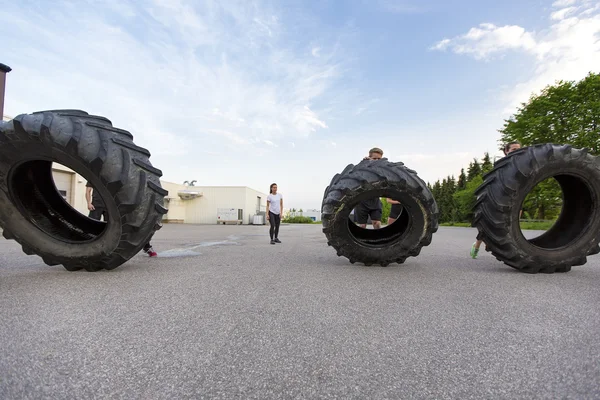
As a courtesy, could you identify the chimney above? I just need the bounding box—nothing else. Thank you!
[0,63,12,121]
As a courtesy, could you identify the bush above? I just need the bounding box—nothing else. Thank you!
[282,216,315,224]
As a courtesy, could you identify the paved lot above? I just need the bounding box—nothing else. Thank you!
[1,224,599,399]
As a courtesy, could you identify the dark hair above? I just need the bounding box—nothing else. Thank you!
[270,183,277,194]
[503,141,520,155]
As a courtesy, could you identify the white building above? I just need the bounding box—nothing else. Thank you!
[160,181,268,225]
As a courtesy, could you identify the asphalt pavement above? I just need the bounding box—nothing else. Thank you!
[1,224,599,399]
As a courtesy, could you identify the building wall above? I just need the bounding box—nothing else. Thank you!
[51,163,88,216]
[160,181,187,223]
[245,187,267,223]
[185,186,250,224]
[159,182,268,224]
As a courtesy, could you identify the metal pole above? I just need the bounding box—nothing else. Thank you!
[0,63,12,121]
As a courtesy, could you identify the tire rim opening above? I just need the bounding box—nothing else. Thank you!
[9,160,107,243]
[519,174,586,249]
[347,195,412,247]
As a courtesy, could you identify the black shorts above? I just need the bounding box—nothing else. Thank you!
[389,203,403,219]
[89,207,108,222]
[354,202,382,224]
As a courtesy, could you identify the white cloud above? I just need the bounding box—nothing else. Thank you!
[296,106,328,131]
[551,6,579,20]
[431,1,600,113]
[431,38,451,51]
[430,23,537,60]
[553,0,577,6]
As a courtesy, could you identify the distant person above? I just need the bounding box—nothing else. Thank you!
[86,181,157,257]
[266,183,283,244]
[470,141,522,259]
[354,147,384,229]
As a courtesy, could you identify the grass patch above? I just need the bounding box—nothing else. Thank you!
[440,222,471,227]
[441,221,556,230]
[282,216,316,224]
[519,220,555,230]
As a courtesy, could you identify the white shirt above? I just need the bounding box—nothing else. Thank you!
[267,193,282,215]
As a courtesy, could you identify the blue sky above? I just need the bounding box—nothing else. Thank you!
[2,0,599,209]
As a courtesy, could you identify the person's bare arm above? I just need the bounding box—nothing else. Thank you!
[280,197,283,213]
[266,199,270,220]
[386,198,400,204]
[86,187,94,211]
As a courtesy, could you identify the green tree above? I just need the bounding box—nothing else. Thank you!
[467,159,482,181]
[440,178,449,222]
[446,175,457,222]
[522,178,563,220]
[499,72,600,153]
[432,181,442,201]
[453,175,483,222]
[434,176,458,223]
[380,197,391,224]
[481,152,493,174]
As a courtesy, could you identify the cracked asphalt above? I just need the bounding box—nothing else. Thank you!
[1,224,599,399]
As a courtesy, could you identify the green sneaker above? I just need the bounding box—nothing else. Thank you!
[470,242,479,258]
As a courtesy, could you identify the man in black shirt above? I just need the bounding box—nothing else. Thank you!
[354,147,384,229]
[86,181,107,221]
[85,181,157,257]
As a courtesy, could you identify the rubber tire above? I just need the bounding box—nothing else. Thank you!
[321,158,439,266]
[0,110,168,271]
[473,143,600,274]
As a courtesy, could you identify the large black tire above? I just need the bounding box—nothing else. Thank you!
[321,158,439,266]
[473,143,600,274]
[0,110,168,271]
